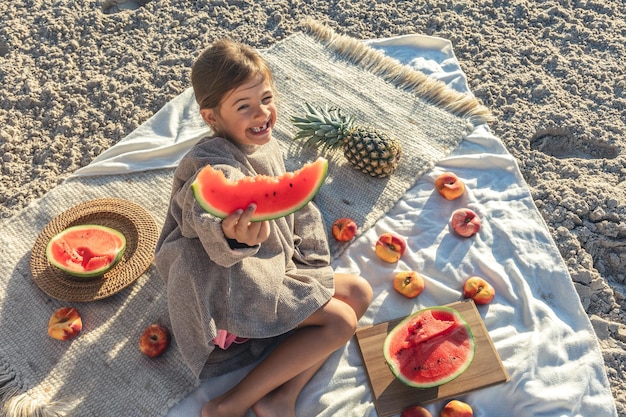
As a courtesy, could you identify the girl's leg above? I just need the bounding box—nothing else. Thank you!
[332,273,374,319]
[202,297,357,417]
[252,273,373,417]
[251,356,328,417]
[202,273,372,417]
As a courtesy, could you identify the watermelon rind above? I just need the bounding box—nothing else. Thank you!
[191,157,328,222]
[382,306,476,389]
[46,224,127,279]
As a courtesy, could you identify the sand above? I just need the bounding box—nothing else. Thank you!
[1,0,625,414]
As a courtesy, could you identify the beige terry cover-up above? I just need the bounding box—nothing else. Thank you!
[155,136,335,379]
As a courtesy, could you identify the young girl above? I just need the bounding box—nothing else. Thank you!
[154,40,373,417]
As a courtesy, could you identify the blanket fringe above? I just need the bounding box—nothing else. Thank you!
[0,363,72,417]
[302,19,495,126]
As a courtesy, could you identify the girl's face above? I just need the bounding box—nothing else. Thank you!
[201,75,276,147]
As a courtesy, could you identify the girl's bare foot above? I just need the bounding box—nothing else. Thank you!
[201,393,247,417]
[252,388,296,417]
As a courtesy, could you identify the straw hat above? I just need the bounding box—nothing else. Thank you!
[30,198,159,302]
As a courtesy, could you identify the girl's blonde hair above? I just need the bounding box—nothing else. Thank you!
[191,40,274,110]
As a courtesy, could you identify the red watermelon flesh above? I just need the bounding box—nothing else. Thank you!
[191,157,328,222]
[401,309,458,348]
[46,224,126,278]
[383,307,475,388]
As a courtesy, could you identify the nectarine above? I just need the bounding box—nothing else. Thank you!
[393,271,425,299]
[463,276,495,305]
[440,400,473,417]
[435,172,465,200]
[139,324,171,358]
[375,232,407,263]
[450,208,481,238]
[332,217,357,242]
[401,405,433,417]
[48,307,82,341]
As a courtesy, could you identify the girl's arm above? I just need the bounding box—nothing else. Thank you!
[174,174,261,268]
[221,203,270,247]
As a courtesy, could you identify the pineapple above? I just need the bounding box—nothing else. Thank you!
[291,103,402,178]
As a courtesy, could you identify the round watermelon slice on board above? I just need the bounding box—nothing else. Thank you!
[191,157,328,222]
[383,306,476,388]
[46,224,126,279]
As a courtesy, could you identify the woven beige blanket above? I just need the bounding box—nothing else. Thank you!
[0,21,489,417]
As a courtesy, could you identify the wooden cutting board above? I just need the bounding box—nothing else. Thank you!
[355,299,509,417]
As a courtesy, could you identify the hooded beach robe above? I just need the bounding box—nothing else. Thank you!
[155,136,335,379]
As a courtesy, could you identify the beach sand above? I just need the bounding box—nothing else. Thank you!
[1,0,624,414]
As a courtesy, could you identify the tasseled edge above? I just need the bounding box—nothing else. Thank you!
[0,362,73,417]
[301,19,495,126]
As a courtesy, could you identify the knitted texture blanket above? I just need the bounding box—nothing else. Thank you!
[0,21,489,417]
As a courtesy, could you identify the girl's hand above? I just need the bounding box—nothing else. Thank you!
[221,203,270,246]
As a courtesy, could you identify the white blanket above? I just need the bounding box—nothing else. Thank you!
[73,35,616,417]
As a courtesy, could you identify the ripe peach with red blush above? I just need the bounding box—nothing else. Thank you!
[450,208,481,238]
[440,400,473,417]
[375,232,407,263]
[332,217,358,242]
[463,276,496,305]
[401,405,433,417]
[139,324,171,358]
[393,271,425,299]
[435,172,465,200]
[48,307,83,341]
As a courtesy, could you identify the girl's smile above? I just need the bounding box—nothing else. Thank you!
[249,118,271,135]
[201,75,277,147]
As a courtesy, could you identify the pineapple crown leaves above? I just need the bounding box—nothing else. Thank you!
[291,103,402,178]
[291,102,356,151]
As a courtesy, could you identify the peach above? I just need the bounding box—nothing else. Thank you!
[375,232,407,263]
[139,324,171,358]
[401,405,433,417]
[450,208,481,238]
[393,271,425,299]
[435,172,465,200]
[332,217,358,242]
[463,276,496,305]
[48,307,83,341]
[440,400,473,417]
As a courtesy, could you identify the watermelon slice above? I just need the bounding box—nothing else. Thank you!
[191,157,328,222]
[46,224,126,278]
[383,306,476,388]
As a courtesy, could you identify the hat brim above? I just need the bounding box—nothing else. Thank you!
[30,198,159,302]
